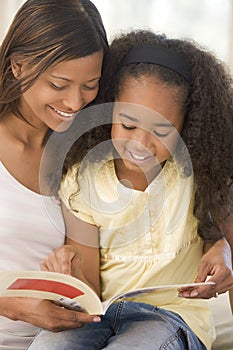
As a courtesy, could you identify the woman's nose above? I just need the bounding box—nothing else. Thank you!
[62,88,85,112]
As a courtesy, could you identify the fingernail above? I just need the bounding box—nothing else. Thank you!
[93,316,101,322]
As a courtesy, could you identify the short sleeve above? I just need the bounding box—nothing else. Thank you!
[58,165,96,225]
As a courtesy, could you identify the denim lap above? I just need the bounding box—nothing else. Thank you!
[26,319,113,350]
[27,301,206,350]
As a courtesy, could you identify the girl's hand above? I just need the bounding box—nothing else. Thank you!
[178,238,233,299]
[40,245,82,277]
[0,296,100,331]
[40,244,95,291]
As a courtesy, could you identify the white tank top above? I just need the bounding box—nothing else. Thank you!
[0,161,65,349]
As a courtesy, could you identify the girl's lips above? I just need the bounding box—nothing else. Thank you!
[125,149,155,165]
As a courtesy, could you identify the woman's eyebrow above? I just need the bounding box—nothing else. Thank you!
[49,75,101,82]
[50,74,71,82]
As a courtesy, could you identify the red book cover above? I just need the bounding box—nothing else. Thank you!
[8,278,84,299]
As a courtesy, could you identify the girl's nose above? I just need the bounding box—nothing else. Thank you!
[133,128,153,147]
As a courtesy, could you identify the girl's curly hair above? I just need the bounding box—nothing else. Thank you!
[61,29,233,242]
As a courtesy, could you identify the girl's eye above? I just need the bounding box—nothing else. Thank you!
[153,129,171,138]
[50,82,67,90]
[122,123,136,130]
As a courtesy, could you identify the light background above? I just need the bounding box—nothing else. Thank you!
[0,0,233,72]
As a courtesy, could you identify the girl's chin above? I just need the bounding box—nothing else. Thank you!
[123,159,156,173]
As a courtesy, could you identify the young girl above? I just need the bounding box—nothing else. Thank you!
[29,30,233,349]
[0,0,108,348]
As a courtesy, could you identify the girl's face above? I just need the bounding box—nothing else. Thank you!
[112,76,185,177]
[17,51,103,131]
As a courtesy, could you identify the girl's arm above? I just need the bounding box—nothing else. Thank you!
[179,200,233,303]
[41,202,100,296]
[179,238,233,299]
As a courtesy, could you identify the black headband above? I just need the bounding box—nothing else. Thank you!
[120,45,192,82]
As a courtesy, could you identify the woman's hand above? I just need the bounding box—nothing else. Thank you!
[0,297,100,331]
[178,238,233,299]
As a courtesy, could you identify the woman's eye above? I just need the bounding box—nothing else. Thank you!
[82,84,99,91]
[122,123,136,130]
[50,82,66,90]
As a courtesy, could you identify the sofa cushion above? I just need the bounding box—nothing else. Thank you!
[209,292,233,350]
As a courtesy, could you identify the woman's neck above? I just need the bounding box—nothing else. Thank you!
[1,113,49,148]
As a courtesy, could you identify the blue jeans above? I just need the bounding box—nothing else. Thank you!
[27,301,206,350]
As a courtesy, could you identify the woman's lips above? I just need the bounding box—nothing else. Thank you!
[50,106,77,121]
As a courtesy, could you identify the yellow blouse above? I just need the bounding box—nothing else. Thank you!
[59,156,215,350]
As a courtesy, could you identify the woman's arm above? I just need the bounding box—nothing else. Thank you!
[0,204,101,329]
[0,206,101,329]
[0,297,100,331]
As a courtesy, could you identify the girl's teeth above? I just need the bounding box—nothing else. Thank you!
[131,152,147,160]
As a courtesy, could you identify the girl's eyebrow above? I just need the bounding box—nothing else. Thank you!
[119,113,138,122]
[119,113,174,127]
[152,122,174,127]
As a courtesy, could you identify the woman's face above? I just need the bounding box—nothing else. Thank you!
[111,76,185,176]
[17,51,103,132]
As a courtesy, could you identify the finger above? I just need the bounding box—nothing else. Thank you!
[59,259,73,275]
[40,257,56,272]
[47,304,101,331]
[58,251,77,275]
[70,254,82,275]
[207,276,233,294]
[178,282,217,299]
[178,285,200,298]
[49,248,75,274]
[195,262,212,283]
[40,261,49,271]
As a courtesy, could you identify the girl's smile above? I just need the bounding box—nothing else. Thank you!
[111,76,185,189]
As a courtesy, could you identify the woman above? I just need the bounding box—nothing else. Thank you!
[0,0,107,348]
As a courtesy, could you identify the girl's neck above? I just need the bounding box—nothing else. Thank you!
[114,158,164,192]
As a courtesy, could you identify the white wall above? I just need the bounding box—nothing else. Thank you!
[0,0,25,42]
[93,0,233,68]
[0,0,233,72]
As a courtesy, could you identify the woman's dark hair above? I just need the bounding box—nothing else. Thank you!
[0,0,108,118]
[64,29,233,242]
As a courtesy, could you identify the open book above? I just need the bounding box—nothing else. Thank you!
[0,271,214,315]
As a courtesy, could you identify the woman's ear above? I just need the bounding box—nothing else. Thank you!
[10,55,24,79]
